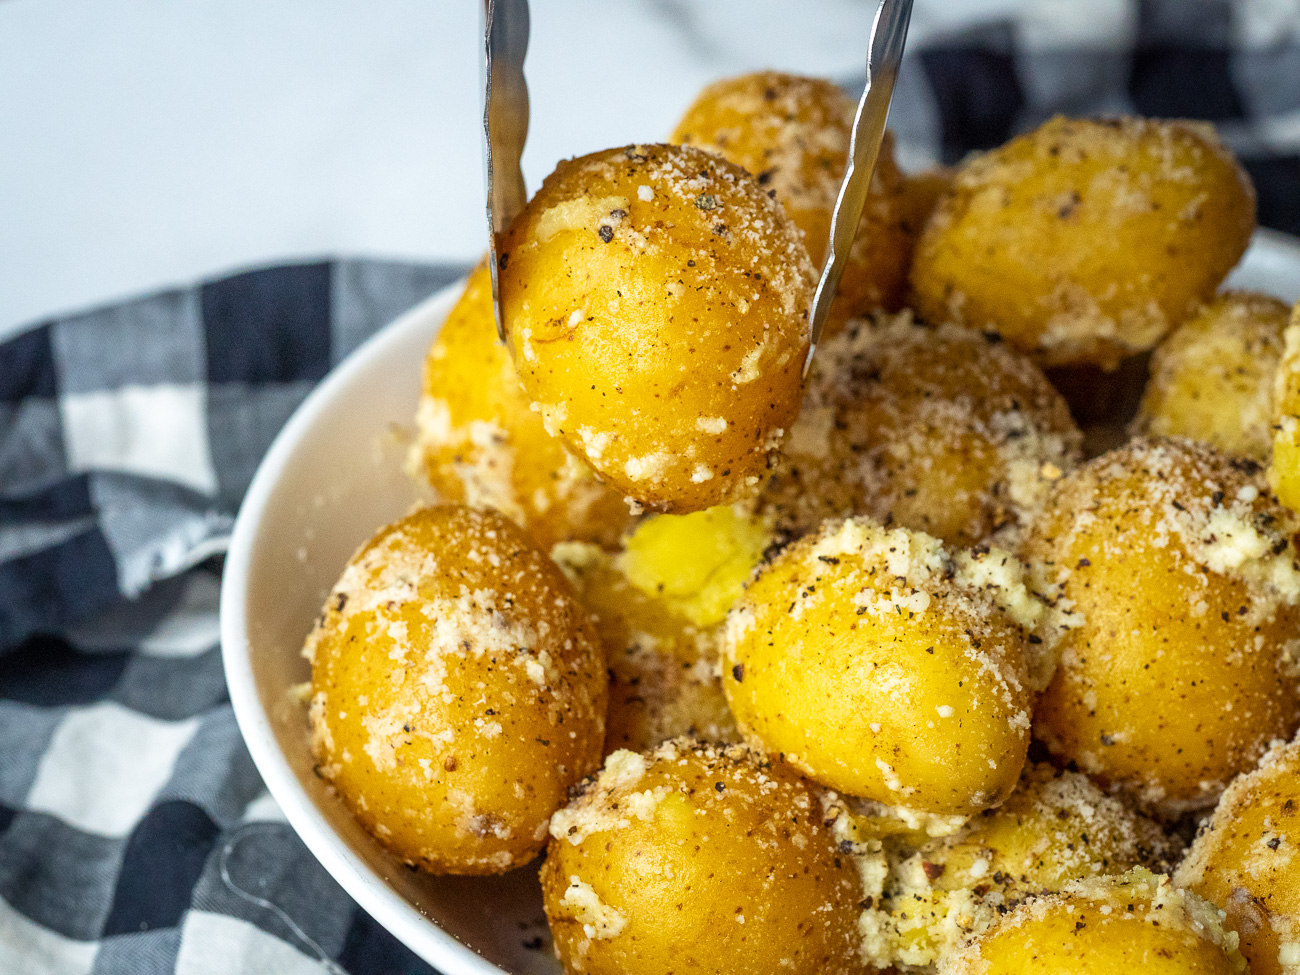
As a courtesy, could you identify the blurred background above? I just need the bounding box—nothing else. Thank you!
[3,0,1299,340]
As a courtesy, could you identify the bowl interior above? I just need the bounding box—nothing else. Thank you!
[222,230,1300,975]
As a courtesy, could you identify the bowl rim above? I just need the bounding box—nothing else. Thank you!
[218,279,507,975]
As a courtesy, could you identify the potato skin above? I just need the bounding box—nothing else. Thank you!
[911,116,1256,369]
[866,763,1180,969]
[1176,737,1300,975]
[760,315,1080,548]
[1135,291,1291,461]
[306,505,607,874]
[938,869,1247,975]
[720,518,1047,815]
[542,741,864,975]
[499,143,814,513]
[409,262,633,550]
[671,71,911,331]
[1025,438,1300,817]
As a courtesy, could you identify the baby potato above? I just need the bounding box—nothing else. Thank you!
[760,314,1081,548]
[863,763,1180,969]
[499,143,815,513]
[899,165,955,238]
[305,505,607,874]
[938,868,1247,975]
[911,116,1256,369]
[542,741,866,975]
[721,518,1053,815]
[553,504,771,753]
[671,71,911,329]
[1135,291,1291,461]
[1270,307,1300,511]
[1176,736,1300,975]
[1026,437,1300,818]
[409,262,633,550]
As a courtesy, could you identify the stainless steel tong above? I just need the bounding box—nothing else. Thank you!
[481,0,915,366]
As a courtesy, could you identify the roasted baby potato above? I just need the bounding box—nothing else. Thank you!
[1176,735,1300,975]
[862,763,1179,969]
[409,262,633,550]
[552,506,769,753]
[1026,437,1300,817]
[1135,291,1291,461]
[721,518,1054,815]
[306,505,607,873]
[911,116,1256,368]
[938,868,1247,975]
[500,143,814,513]
[671,71,911,330]
[542,741,866,975]
[1270,307,1300,511]
[760,314,1081,547]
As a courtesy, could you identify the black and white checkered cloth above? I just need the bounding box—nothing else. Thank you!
[1,3,1298,972]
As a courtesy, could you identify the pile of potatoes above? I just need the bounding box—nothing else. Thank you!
[307,70,1300,975]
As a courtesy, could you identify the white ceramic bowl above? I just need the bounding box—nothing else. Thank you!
[221,230,1300,974]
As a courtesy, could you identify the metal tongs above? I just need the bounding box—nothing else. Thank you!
[482,0,915,371]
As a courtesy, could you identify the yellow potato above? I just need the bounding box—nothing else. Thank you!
[911,116,1256,369]
[552,504,771,753]
[1025,437,1300,817]
[670,71,911,330]
[305,505,607,874]
[499,143,814,513]
[409,262,633,550]
[542,741,866,975]
[760,314,1081,547]
[938,868,1247,975]
[1176,736,1300,975]
[1269,305,1300,511]
[720,518,1056,815]
[862,763,1180,969]
[1135,291,1291,461]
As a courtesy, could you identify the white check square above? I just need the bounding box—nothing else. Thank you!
[175,912,329,975]
[60,384,218,495]
[25,702,199,838]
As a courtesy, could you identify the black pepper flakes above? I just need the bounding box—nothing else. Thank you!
[696,194,718,211]
[597,224,614,243]
[732,663,745,683]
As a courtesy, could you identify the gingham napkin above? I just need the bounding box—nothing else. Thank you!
[2,3,1299,972]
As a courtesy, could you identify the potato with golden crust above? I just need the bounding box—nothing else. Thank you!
[552,506,770,753]
[499,143,815,513]
[760,314,1081,548]
[911,116,1256,369]
[1025,437,1300,818]
[720,518,1058,816]
[305,505,607,874]
[542,740,866,975]
[670,71,911,329]
[409,263,633,550]
[862,763,1180,970]
[938,868,1247,975]
[1269,306,1300,511]
[1135,291,1291,461]
[1176,736,1300,975]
